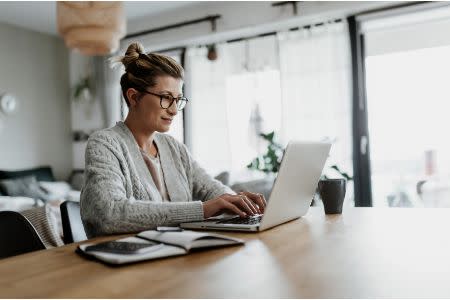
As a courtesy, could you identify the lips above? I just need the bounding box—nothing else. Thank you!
[161,117,173,122]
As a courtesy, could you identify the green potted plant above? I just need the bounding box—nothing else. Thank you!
[247,131,352,180]
[72,75,94,103]
[247,131,353,206]
[246,131,284,175]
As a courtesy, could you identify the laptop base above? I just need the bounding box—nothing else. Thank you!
[180,222,260,232]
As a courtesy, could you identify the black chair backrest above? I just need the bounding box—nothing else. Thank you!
[60,201,87,244]
[0,211,46,259]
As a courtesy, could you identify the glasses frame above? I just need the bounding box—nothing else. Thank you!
[141,90,188,111]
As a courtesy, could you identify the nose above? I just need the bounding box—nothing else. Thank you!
[167,100,178,115]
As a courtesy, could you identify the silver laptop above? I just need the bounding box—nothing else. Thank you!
[180,141,331,232]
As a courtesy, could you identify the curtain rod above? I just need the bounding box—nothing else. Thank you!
[124,15,221,40]
[225,18,343,44]
[154,18,342,53]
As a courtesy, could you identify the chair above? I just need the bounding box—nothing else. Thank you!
[60,201,87,244]
[0,211,46,259]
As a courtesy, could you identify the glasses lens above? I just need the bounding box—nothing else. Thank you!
[160,96,173,109]
[176,98,187,110]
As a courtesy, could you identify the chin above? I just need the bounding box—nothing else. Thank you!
[158,125,171,133]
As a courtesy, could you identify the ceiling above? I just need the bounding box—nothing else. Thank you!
[0,1,198,36]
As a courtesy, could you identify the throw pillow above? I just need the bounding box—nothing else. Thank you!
[0,175,50,201]
[39,181,72,201]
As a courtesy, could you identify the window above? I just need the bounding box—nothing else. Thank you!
[366,46,450,207]
[186,23,353,193]
[225,70,282,172]
[360,3,450,207]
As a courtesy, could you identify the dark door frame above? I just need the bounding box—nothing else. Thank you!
[348,16,373,207]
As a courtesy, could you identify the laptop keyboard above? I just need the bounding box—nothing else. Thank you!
[216,214,263,225]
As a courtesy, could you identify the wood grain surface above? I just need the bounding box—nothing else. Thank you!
[1,207,450,298]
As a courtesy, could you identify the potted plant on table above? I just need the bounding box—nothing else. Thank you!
[247,131,353,206]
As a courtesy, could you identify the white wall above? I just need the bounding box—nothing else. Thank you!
[0,21,71,180]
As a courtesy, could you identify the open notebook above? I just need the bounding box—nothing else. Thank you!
[77,230,244,265]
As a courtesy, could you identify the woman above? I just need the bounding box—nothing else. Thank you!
[80,42,266,237]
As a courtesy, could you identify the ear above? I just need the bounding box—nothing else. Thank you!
[126,88,140,107]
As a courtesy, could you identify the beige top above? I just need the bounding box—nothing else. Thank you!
[140,149,170,201]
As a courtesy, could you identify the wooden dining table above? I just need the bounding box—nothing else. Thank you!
[1,207,450,298]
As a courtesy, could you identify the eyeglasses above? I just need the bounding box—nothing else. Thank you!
[141,90,188,111]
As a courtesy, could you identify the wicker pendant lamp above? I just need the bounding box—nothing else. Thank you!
[57,1,126,56]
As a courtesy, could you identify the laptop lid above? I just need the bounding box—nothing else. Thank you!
[259,141,331,231]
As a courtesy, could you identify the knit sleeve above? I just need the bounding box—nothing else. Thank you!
[80,132,204,238]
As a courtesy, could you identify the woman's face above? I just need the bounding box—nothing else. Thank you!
[132,76,183,133]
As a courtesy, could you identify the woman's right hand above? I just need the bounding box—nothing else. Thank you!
[202,193,265,219]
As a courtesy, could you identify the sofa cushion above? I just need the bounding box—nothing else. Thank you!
[230,178,274,200]
[0,166,55,182]
[0,175,50,201]
[67,190,81,202]
[0,196,42,212]
[68,169,84,191]
[214,171,230,186]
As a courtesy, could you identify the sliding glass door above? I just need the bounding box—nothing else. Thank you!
[356,3,450,207]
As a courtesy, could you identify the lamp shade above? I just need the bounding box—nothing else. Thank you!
[57,1,126,55]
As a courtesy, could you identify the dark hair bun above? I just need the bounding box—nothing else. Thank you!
[119,42,145,71]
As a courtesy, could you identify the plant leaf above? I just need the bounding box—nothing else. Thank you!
[330,165,353,180]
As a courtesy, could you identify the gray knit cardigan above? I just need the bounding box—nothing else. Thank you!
[80,121,233,237]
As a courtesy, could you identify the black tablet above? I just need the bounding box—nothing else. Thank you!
[85,241,163,255]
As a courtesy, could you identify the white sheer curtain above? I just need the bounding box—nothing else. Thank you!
[184,44,233,176]
[185,21,353,188]
[277,21,353,179]
[224,37,281,173]
[184,37,281,177]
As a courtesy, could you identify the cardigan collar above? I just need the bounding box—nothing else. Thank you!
[114,121,187,202]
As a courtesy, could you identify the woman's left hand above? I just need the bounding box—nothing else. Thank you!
[238,191,267,214]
